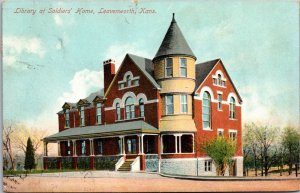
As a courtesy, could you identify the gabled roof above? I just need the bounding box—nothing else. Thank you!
[153,14,196,61]
[195,59,242,102]
[195,59,220,89]
[104,53,160,97]
[43,120,159,142]
[127,54,160,89]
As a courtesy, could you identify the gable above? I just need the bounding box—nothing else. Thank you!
[195,59,242,103]
[104,54,160,98]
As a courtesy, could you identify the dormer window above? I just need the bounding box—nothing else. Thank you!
[212,71,226,87]
[165,58,173,77]
[96,103,102,124]
[79,106,85,126]
[180,58,187,77]
[65,109,70,128]
[126,75,131,87]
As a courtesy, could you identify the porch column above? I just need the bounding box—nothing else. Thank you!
[72,140,77,156]
[179,135,182,153]
[58,141,61,156]
[89,139,94,156]
[138,135,141,154]
[141,134,144,154]
[43,141,48,156]
[122,137,125,155]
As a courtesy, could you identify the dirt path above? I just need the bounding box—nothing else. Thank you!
[3,175,300,192]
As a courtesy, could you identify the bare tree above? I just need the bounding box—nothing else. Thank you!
[3,123,16,170]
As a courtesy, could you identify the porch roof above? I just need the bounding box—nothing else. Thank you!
[43,120,159,142]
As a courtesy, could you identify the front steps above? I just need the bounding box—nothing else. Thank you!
[117,159,134,171]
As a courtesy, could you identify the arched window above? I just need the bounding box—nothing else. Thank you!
[217,74,221,85]
[116,103,121,120]
[229,97,236,119]
[126,75,131,87]
[202,91,211,129]
[139,98,144,117]
[125,97,135,119]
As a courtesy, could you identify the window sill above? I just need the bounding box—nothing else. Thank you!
[229,118,237,121]
[161,152,195,155]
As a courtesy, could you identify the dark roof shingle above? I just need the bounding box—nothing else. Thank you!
[195,59,220,90]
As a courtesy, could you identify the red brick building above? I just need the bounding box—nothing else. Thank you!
[43,14,243,176]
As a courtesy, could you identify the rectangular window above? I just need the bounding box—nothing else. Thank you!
[229,130,237,141]
[218,94,222,110]
[133,79,139,86]
[213,78,217,85]
[165,95,174,115]
[80,106,85,126]
[165,58,173,77]
[205,160,212,172]
[97,141,103,155]
[96,103,102,124]
[180,95,188,113]
[222,81,226,87]
[118,83,125,89]
[65,110,70,128]
[217,129,224,137]
[180,58,187,77]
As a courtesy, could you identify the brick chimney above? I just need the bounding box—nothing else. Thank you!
[103,59,116,93]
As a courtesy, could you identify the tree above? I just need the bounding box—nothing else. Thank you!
[24,137,35,171]
[3,122,16,170]
[282,127,300,175]
[203,136,236,176]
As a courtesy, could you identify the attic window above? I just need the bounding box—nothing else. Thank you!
[126,75,131,87]
[118,71,140,90]
[212,71,226,87]
[133,79,139,86]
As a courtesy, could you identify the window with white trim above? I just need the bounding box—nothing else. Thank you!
[217,74,221,85]
[139,98,145,117]
[217,94,222,110]
[217,128,224,137]
[126,75,131,87]
[97,141,103,155]
[125,97,135,119]
[96,103,102,124]
[165,58,173,77]
[229,97,236,119]
[133,79,139,86]
[180,58,187,77]
[229,130,237,141]
[202,91,211,129]
[79,106,85,126]
[116,103,121,121]
[205,160,212,172]
[65,109,70,128]
[165,95,174,115]
[180,95,188,113]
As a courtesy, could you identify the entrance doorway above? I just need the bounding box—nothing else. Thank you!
[126,138,137,154]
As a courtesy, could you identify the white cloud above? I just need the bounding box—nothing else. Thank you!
[103,43,151,70]
[3,36,46,69]
[53,15,63,26]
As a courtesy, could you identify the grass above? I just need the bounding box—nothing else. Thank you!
[3,169,89,176]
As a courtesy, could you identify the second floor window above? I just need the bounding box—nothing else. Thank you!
[80,106,85,126]
[229,97,236,119]
[65,109,70,128]
[139,98,144,117]
[126,75,131,87]
[116,103,121,120]
[165,58,173,77]
[202,91,211,129]
[180,95,188,113]
[218,94,222,110]
[125,97,135,119]
[229,131,237,141]
[96,103,101,124]
[180,58,187,77]
[166,95,174,115]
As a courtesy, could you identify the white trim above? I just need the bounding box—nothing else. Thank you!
[122,91,137,104]
[113,98,123,108]
[144,99,159,104]
[217,91,223,94]
[198,86,215,101]
[227,92,241,106]
[217,128,224,136]
[136,93,147,102]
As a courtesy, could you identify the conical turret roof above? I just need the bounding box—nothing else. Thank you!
[153,13,196,61]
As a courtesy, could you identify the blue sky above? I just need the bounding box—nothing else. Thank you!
[3,0,299,133]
